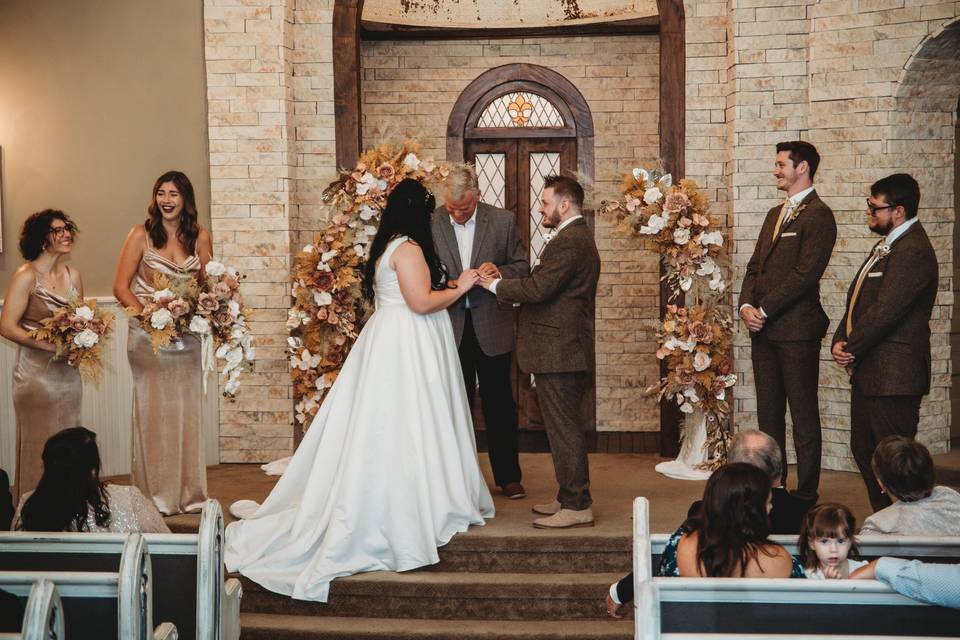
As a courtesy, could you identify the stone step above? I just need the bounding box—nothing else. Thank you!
[431,533,630,573]
[238,571,622,620]
[239,614,633,639]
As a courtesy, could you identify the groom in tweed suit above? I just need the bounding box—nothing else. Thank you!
[739,141,836,501]
[480,175,601,529]
[432,164,529,498]
[832,173,938,511]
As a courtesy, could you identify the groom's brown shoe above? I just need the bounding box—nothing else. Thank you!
[533,508,595,529]
[532,500,561,515]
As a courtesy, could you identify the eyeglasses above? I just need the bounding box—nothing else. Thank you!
[48,223,76,237]
[865,199,897,214]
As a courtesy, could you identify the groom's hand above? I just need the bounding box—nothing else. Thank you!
[478,262,501,279]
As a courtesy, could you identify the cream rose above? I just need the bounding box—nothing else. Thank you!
[189,315,211,335]
[73,328,100,348]
[73,305,95,321]
[205,261,227,277]
[150,308,173,330]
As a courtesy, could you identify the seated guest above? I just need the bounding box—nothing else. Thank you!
[606,430,809,617]
[851,558,960,609]
[798,503,867,579]
[13,427,170,533]
[674,463,800,578]
[859,436,960,536]
[0,469,13,531]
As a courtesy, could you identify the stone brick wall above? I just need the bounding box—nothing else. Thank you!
[360,35,663,433]
[201,0,957,463]
[701,0,960,470]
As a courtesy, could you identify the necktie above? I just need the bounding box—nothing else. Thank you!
[845,243,884,336]
[770,199,793,242]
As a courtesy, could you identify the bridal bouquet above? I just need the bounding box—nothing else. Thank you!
[128,272,200,352]
[31,299,115,384]
[190,261,255,397]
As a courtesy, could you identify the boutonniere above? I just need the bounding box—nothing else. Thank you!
[873,243,892,260]
[542,230,557,244]
[786,203,807,224]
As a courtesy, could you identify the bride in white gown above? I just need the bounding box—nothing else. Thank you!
[225,179,495,602]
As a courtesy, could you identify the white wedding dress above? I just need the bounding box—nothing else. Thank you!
[224,236,495,602]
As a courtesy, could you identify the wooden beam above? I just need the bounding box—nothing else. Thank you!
[657,0,686,458]
[333,0,363,170]
[360,17,659,41]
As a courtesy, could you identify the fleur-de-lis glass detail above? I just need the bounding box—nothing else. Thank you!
[477,92,565,128]
[507,94,533,126]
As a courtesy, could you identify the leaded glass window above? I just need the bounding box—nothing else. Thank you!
[477,92,565,128]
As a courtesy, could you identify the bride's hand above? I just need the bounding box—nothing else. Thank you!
[456,269,480,291]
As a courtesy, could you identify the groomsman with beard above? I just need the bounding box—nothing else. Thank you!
[832,174,938,512]
[480,175,601,529]
[432,164,529,499]
[739,141,836,502]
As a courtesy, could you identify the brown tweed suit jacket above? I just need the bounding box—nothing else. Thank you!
[495,218,600,374]
[740,190,837,341]
[832,221,938,397]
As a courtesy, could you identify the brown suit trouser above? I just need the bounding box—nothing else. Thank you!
[752,334,822,500]
[534,371,592,510]
[851,383,921,512]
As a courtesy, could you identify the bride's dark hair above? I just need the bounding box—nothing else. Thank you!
[363,179,446,299]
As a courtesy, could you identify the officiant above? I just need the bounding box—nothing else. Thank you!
[432,164,530,499]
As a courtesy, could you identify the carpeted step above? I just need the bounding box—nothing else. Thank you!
[431,534,631,573]
[239,613,634,639]
[239,571,622,620]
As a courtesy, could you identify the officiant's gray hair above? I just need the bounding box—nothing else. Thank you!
[729,429,782,486]
[444,163,480,200]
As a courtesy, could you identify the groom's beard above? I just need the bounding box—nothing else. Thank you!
[869,219,893,236]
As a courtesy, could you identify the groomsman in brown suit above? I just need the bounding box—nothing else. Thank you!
[740,141,836,501]
[432,164,530,499]
[831,174,938,512]
[479,175,601,529]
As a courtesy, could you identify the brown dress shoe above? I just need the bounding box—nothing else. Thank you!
[500,482,526,500]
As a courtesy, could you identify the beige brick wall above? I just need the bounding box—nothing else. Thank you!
[360,35,662,432]
[704,0,959,470]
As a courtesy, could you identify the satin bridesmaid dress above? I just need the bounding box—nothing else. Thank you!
[127,248,207,515]
[13,280,82,500]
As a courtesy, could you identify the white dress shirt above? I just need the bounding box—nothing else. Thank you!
[740,186,815,318]
[488,215,583,295]
[450,210,477,307]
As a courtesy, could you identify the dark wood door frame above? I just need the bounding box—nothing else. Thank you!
[446,66,593,184]
[332,0,686,455]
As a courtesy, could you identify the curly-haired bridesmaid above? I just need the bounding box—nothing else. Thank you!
[1,210,84,500]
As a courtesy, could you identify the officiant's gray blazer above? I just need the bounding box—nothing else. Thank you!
[432,202,529,356]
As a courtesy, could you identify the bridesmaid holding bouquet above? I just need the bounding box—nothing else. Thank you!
[0,210,84,500]
[114,171,213,515]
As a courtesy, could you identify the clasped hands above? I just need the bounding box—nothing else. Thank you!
[831,340,855,376]
[451,262,501,291]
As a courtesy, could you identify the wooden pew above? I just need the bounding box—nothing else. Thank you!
[633,497,960,639]
[0,534,179,639]
[0,579,65,640]
[0,500,240,640]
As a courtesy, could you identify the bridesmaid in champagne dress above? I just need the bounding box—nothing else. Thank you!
[0,210,84,501]
[113,171,213,515]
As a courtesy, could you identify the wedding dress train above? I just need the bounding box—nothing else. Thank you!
[224,236,495,602]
